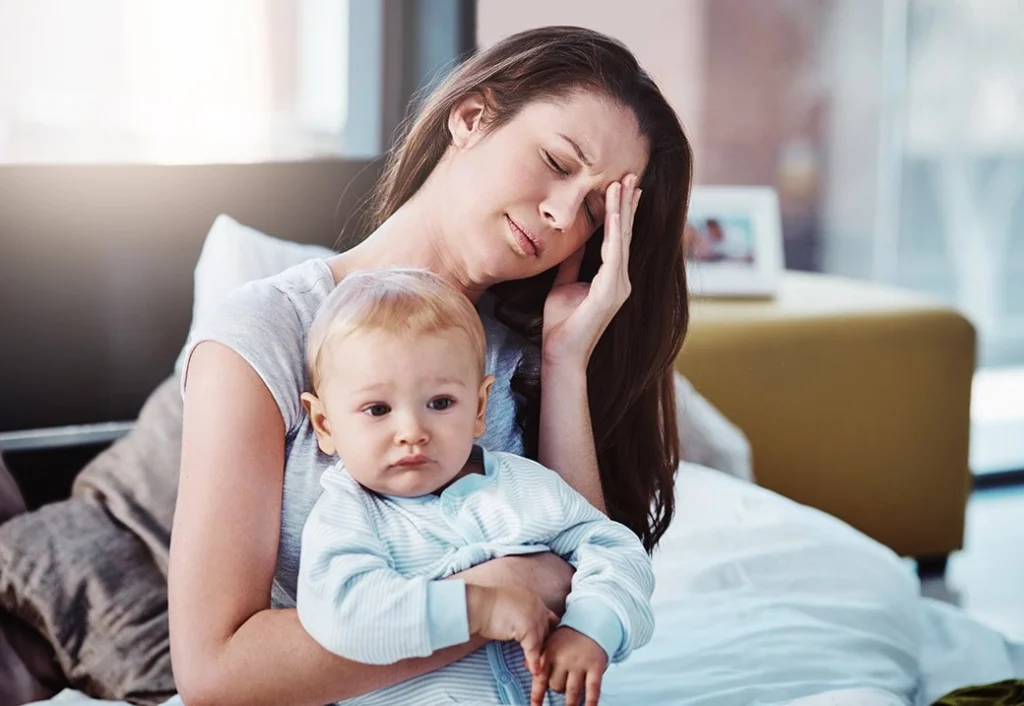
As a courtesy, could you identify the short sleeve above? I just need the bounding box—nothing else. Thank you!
[180,262,329,434]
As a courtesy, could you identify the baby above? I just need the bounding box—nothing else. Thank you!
[296,267,654,706]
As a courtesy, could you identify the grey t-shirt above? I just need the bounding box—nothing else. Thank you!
[181,258,532,607]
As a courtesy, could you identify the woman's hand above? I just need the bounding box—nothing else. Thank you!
[454,553,575,615]
[542,174,641,368]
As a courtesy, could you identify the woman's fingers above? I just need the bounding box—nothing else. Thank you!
[520,618,548,675]
[606,177,635,296]
[585,176,637,315]
[531,668,550,706]
[619,174,635,235]
[605,181,622,223]
[619,174,639,269]
[601,213,623,278]
[629,187,641,248]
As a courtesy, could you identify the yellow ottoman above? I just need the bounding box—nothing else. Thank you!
[675,271,976,563]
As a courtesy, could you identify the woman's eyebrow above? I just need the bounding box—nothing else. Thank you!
[558,133,593,168]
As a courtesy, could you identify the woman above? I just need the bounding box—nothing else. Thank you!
[170,25,692,705]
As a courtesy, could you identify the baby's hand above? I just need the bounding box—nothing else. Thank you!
[531,627,608,706]
[467,585,559,675]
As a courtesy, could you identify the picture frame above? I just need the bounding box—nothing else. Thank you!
[684,186,784,299]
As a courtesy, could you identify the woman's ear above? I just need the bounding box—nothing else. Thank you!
[448,93,488,148]
[474,374,496,438]
[301,392,337,456]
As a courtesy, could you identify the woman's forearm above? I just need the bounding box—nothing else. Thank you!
[183,556,573,706]
[181,607,485,706]
[538,361,607,513]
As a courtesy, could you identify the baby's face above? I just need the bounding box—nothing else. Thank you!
[315,328,490,497]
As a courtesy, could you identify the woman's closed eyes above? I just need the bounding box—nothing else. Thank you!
[543,149,598,225]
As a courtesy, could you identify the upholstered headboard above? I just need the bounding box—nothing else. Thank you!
[0,159,381,504]
[0,160,380,432]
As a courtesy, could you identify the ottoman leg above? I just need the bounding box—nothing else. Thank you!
[916,553,950,579]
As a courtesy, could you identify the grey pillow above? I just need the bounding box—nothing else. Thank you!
[0,377,181,704]
[1,455,66,704]
[72,376,182,577]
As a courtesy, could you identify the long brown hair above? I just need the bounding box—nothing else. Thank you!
[366,26,692,551]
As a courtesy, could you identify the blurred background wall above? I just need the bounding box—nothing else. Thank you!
[1,0,1021,478]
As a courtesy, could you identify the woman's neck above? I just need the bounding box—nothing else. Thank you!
[327,189,488,303]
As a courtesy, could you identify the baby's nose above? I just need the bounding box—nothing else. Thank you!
[394,415,429,446]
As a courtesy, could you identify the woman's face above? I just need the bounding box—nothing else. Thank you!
[442,90,650,284]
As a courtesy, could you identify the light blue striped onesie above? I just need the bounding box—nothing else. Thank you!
[297,448,655,706]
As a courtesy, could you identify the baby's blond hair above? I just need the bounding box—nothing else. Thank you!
[306,268,487,392]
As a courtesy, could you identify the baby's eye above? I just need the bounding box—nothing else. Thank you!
[428,397,456,411]
[363,404,391,417]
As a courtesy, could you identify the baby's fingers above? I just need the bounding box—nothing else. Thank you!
[548,663,568,694]
[564,670,584,706]
[585,669,603,706]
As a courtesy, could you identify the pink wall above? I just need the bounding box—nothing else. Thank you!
[476,0,706,176]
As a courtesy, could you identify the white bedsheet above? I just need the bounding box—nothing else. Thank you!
[27,464,1022,706]
[600,465,1021,706]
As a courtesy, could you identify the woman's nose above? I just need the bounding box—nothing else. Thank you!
[541,184,586,232]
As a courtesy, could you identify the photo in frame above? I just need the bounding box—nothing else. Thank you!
[684,186,784,298]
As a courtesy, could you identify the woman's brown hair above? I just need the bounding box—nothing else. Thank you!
[365,26,692,551]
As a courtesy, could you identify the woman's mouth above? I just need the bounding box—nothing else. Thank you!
[506,215,543,258]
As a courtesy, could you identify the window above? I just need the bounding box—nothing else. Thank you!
[0,0,469,164]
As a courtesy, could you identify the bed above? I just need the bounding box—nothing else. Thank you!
[23,463,1024,705]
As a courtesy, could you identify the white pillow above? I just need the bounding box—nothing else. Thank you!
[173,215,335,372]
[675,373,753,482]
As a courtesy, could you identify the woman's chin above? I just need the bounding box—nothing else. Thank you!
[469,246,533,284]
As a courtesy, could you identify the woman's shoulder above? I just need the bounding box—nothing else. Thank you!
[182,258,335,431]
[240,257,336,307]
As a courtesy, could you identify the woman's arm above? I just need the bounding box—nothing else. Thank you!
[538,177,641,512]
[459,552,574,615]
[170,342,570,706]
[538,362,605,513]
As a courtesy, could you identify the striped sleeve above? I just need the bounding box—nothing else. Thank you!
[534,467,656,663]
[296,465,470,664]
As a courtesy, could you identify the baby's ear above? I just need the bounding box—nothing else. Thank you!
[474,375,495,438]
[301,392,337,456]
